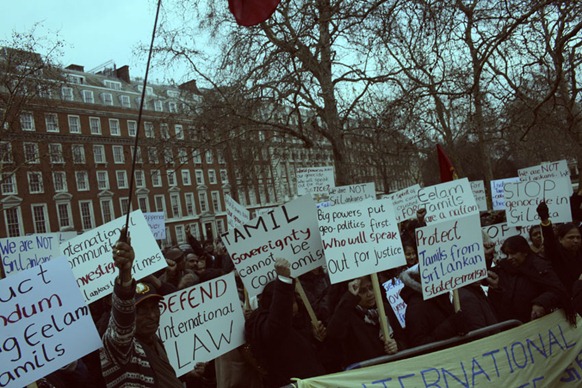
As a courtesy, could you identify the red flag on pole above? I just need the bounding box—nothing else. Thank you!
[228,0,282,26]
[437,144,458,182]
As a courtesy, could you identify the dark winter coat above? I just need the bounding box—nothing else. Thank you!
[541,223,582,293]
[458,285,498,332]
[573,279,582,317]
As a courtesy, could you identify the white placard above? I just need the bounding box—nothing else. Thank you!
[416,214,487,300]
[225,195,250,231]
[1,233,61,276]
[481,222,520,256]
[416,179,479,223]
[328,182,376,206]
[222,196,324,298]
[383,278,407,329]
[296,166,335,196]
[490,177,520,211]
[157,272,245,377]
[504,177,572,227]
[60,210,167,304]
[0,259,102,387]
[384,184,421,222]
[143,212,166,239]
[470,181,488,212]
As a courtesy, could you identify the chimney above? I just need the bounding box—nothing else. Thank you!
[66,64,84,72]
[116,65,130,83]
[179,79,200,94]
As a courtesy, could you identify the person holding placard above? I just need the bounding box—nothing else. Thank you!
[100,231,183,387]
[527,225,545,258]
[574,274,582,317]
[325,276,399,371]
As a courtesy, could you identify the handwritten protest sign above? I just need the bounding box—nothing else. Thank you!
[0,259,101,388]
[383,278,406,329]
[143,212,166,239]
[491,177,520,211]
[384,184,421,222]
[416,214,487,300]
[416,179,479,224]
[1,233,61,276]
[222,195,324,298]
[157,272,245,377]
[254,207,276,218]
[519,160,571,181]
[58,231,78,244]
[296,166,335,196]
[60,210,167,304]
[328,182,376,206]
[319,199,405,284]
[504,177,572,227]
[470,180,488,212]
[225,194,250,230]
[481,222,520,256]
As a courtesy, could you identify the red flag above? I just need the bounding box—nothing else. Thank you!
[228,0,282,26]
[437,144,458,182]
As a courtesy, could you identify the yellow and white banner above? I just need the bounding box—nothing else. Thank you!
[296,311,582,387]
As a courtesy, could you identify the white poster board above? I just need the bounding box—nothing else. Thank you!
[222,195,324,297]
[296,166,335,196]
[157,272,245,377]
[504,177,572,227]
[0,259,102,388]
[491,177,520,211]
[383,277,407,329]
[384,184,421,223]
[470,181,488,212]
[318,200,405,284]
[1,233,61,276]
[60,210,167,303]
[143,212,166,239]
[328,182,376,206]
[416,214,487,300]
[518,160,571,181]
[481,222,520,256]
[416,179,479,223]
[225,194,251,230]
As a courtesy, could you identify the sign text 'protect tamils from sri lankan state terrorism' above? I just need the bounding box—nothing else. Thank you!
[221,195,324,298]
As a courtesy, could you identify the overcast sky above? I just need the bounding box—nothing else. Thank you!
[0,0,174,81]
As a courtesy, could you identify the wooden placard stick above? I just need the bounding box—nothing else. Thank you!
[371,273,390,341]
[453,289,461,312]
[295,279,319,326]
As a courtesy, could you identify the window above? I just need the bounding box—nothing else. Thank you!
[163,149,174,165]
[5,207,23,237]
[104,80,121,90]
[23,142,39,164]
[167,170,176,186]
[28,172,44,193]
[195,170,204,185]
[68,115,81,133]
[217,219,225,235]
[57,203,72,229]
[82,90,94,103]
[61,87,74,101]
[79,201,95,230]
[168,101,178,113]
[175,225,185,244]
[127,120,137,136]
[53,171,67,192]
[193,150,202,164]
[0,142,13,163]
[102,93,113,105]
[135,170,145,188]
[97,171,110,190]
[181,170,191,186]
[184,193,196,216]
[116,171,128,189]
[120,95,131,108]
[175,124,184,139]
[161,124,170,139]
[151,170,162,187]
[144,122,154,138]
[113,146,125,163]
[89,117,101,135]
[49,143,64,164]
[154,195,166,216]
[44,113,59,132]
[211,191,221,212]
[32,204,49,233]
[72,144,86,164]
[148,147,159,163]
[20,112,35,131]
[208,170,217,184]
[205,150,213,164]
[101,199,114,223]
[131,147,143,163]
[220,169,228,183]
[1,173,17,194]
[167,90,180,98]
[249,190,256,205]
[154,100,163,112]
[76,171,89,191]
[218,150,226,164]
[170,193,181,218]
[109,119,120,136]
[138,85,154,95]
[178,148,188,164]
[138,196,149,212]
[198,192,208,213]
[120,198,129,214]
[66,74,85,84]
[93,145,106,164]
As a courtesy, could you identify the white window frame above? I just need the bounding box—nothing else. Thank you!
[83,90,95,103]
[61,86,74,101]
[27,172,44,194]
[45,113,59,133]
[109,118,120,136]
[208,169,217,184]
[68,115,81,133]
[96,170,110,190]
[167,170,177,186]
[72,144,86,164]
[135,170,145,188]
[79,201,95,230]
[175,124,184,139]
[102,92,113,105]
[49,143,64,164]
[113,146,125,164]
[0,141,13,163]
[211,191,222,212]
[20,112,35,131]
[53,171,67,192]
[184,192,196,216]
[120,95,131,108]
[127,120,137,136]
[76,171,89,191]
[151,170,162,187]
[181,170,191,186]
[1,173,17,195]
[89,117,101,135]
[56,202,73,230]
[170,193,182,218]
[195,170,204,185]
[116,170,128,189]
[23,142,39,164]
[5,206,24,237]
[93,145,106,164]
[31,204,49,234]
[100,199,115,223]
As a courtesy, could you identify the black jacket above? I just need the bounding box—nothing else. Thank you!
[458,285,498,331]
[541,223,582,293]
[573,279,582,317]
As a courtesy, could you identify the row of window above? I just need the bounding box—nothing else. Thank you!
[3,190,225,237]
[1,168,229,196]
[60,86,180,112]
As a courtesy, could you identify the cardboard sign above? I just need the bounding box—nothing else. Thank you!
[504,177,572,227]
[0,259,102,388]
[384,184,421,223]
[519,160,571,181]
[157,272,245,377]
[143,212,166,239]
[416,179,479,223]
[60,210,167,304]
[328,182,376,206]
[296,166,335,196]
[58,231,78,244]
[481,222,520,256]
[1,234,61,276]
[383,277,407,329]
[318,200,405,284]
[416,214,487,300]
[491,177,520,211]
[225,195,250,231]
[470,180,488,212]
[222,196,324,298]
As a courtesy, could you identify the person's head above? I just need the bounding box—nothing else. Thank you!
[164,247,185,269]
[528,225,543,249]
[403,243,418,267]
[184,253,203,271]
[135,282,163,341]
[356,276,375,309]
[557,223,581,253]
[203,240,215,254]
[501,235,532,267]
